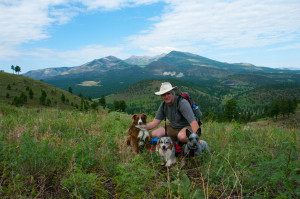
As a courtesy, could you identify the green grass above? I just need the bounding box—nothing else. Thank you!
[0,105,299,198]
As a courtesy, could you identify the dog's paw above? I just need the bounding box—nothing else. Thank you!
[165,160,175,167]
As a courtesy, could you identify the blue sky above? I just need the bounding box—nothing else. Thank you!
[1,0,300,73]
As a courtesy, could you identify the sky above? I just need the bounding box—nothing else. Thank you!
[0,0,300,74]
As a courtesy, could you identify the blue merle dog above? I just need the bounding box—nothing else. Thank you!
[184,128,211,159]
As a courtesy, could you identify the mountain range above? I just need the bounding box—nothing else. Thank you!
[23,51,300,99]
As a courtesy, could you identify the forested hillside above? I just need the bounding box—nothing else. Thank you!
[106,79,300,121]
[0,72,84,110]
[236,84,300,114]
[106,79,221,116]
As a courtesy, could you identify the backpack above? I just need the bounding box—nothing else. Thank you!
[177,92,202,126]
[162,92,203,127]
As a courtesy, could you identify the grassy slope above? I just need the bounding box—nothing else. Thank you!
[0,72,82,109]
[250,102,300,130]
[0,105,298,198]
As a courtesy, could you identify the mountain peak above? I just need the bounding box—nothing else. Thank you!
[124,53,166,66]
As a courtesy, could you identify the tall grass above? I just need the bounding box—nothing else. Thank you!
[0,105,299,198]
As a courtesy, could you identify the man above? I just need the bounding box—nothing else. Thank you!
[146,82,200,143]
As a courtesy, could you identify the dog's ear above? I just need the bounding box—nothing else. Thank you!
[142,114,147,121]
[167,137,172,143]
[132,114,137,120]
[186,128,192,137]
[196,128,201,136]
[157,137,161,144]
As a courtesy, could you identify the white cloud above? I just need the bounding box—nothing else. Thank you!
[129,0,300,53]
[77,0,162,10]
[0,0,51,46]
[25,44,127,65]
[0,0,163,58]
[267,43,300,51]
[8,44,128,73]
[147,46,179,55]
[0,0,79,60]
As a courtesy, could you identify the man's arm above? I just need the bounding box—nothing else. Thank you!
[146,118,161,130]
[190,120,199,133]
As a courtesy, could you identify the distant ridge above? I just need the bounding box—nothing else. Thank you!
[24,50,300,80]
[62,56,132,75]
[24,66,71,80]
[24,56,133,80]
[22,50,300,98]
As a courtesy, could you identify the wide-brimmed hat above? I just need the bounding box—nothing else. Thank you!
[155,82,177,95]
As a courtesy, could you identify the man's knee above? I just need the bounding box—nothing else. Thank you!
[177,129,188,143]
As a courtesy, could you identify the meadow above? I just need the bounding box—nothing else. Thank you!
[0,105,298,198]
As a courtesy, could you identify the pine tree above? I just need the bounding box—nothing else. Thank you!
[29,89,34,99]
[279,99,289,117]
[270,98,280,121]
[224,98,238,122]
[14,65,21,74]
[61,94,66,103]
[39,89,47,105]
[98,95,106,107]
[263,105,269,117]
[113,101,120,111]
[11,65,14,74]
[119,100,126,112]
[46,98,51,106]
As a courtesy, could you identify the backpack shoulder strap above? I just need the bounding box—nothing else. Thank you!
[176,95,183,115]
[162,101,166,117]
[162,102,167,136]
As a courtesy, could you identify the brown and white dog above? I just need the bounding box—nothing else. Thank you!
[126,114,150,153]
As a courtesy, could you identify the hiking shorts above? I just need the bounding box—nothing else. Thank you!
[166,125,192,142]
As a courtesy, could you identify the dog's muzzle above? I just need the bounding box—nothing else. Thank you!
[161,145,168,154]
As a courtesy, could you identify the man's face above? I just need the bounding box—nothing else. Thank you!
[161,91,174,105]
